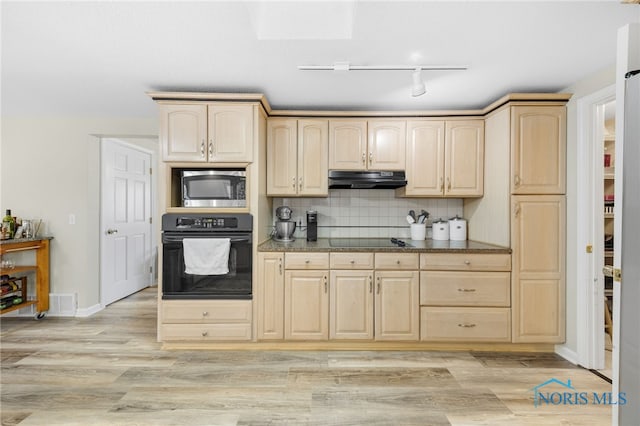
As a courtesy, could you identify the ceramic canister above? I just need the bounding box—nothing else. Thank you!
[432,219,449,241]
[449,216,467,241]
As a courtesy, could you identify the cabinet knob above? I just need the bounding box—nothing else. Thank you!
[350,260,355,264]
[464,260,471,265]
[396,260,401,265]
[202,331,209,337]
[305,259,310,264]
[202,311,209,317]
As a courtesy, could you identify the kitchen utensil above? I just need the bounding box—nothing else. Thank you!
[409,210,416,222]
[449,215,467,241]
[432,218,450,241]
[420,210,430,223]
[406,215,415,224]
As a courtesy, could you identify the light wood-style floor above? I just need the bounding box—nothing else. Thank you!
[1,287,612,425]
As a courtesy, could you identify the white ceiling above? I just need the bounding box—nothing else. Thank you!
[2,1,638,118]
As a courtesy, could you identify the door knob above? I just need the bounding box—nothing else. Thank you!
[106,229,118,235]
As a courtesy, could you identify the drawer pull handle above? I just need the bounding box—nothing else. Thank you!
[457,288,476,292]
[458,323,476,328]
[369,275,373,293]
[202,311,209,317]
[376,276,381,294]
[202,331,208,337]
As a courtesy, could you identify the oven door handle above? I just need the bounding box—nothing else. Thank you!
[162,235,251,243]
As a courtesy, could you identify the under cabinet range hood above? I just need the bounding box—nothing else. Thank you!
[328,170,407,189]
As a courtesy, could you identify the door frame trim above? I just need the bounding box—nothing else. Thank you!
[99,136,157,308]
[574,84,615,370]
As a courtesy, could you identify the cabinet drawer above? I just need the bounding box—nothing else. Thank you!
[285,252,329,269]
[420,307,511,342]
[330,252,374,269]
[375,253,419,270]
[420,271,511,307]
[162,300,252,323]
[420,253,511,271]
[161,324,252,341]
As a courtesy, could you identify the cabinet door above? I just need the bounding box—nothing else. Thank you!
[445,120,484,197]
[404,120,445,196]
[330,270,374,339]
[160,104,207,162]
[298,119,329,196]
[207,103,254,162]
[511,106,566,194]
[374,271,419,341]
[257,253,284,340]
[368,120,406,170]
[329,120,367,170]
[267,118,298,196]
[284,270,329,340]
[511,195,565,343]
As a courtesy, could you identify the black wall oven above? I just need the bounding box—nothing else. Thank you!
[162,213,252,300]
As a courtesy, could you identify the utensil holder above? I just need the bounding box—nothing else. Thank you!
[410,223,426,241]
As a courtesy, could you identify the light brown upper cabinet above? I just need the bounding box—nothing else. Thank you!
[511,106,566,194]
[160,102,254,162]
[399,120,484,197]
[267,118,328,197]
[329,119,406,171]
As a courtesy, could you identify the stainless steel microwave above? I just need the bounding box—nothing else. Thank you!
[181,169,246,208]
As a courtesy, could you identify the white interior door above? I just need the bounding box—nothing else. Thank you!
[101,139,152,306]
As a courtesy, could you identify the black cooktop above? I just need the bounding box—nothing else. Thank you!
[328,238,411,248]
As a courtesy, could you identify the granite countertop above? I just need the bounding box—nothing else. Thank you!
[258,238,511,254]
[0,236,53,245]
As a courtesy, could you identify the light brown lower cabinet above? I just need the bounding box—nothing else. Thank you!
[257,253,284,340]
[419,252,512,343]
[284,270,329,340]
[420,307,511,342]
[160,300,252,341]
[374,270,420,341]
[329,270,374,339]
[511,195,566,343]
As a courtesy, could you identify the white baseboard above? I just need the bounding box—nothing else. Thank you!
[75,303,103,317]
[555,344,579,365]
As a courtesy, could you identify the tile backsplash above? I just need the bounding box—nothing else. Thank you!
[273,189,463,239]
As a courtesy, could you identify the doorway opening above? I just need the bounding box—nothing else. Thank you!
[575,84,616,373]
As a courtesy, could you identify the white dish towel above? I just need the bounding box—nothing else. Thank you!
[182,238,230,275]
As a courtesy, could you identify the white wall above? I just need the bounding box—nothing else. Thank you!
[562,65,617,356]
[1,116,158,312]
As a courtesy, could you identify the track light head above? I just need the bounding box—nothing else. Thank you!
[411,67,426,97]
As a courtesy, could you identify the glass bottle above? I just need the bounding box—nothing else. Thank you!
[2,209,15,239]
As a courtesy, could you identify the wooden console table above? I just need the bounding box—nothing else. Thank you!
[0,237,51,318]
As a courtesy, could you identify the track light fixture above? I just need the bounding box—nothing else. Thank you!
[411,67,426,97]
[297,62,467,97]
